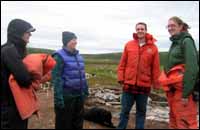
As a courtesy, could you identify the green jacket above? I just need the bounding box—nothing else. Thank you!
[165,32,199,98]
[51,54,65,108]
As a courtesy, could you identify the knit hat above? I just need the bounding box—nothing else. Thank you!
[62,31,77,46]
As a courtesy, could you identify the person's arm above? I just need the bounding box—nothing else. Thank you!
[40,71,51,83]
[51,54,65,108]
[83,83,89,98]
[117,44,128,84]
[182,38,199,98]
[4,47,32,87]
[152,47,161,89]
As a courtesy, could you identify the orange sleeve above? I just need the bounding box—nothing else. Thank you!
[152,47,161,89]
[117,44,128,82]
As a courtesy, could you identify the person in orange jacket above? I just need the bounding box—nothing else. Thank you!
[117,22,161,129]
[163,16,199,129]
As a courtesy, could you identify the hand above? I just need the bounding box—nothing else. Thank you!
[34,111,41,121]
[118,81,124,86]
[30,73,41,82]
[153,86,160,90]
[181,98,189,106]
[152,82,161,90]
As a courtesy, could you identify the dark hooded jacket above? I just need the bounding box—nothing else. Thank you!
[1,19,35,105]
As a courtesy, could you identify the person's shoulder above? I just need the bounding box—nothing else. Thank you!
[124,39,137,47]
[1,43,17,56]
[151,43,158,48]
[77,53,85,61]
[52,49,62,55]
[53,53,63,60]
[150,44,159,53]
[52,48,64,57]
[2,43,14,52]
[180,32,194,44]
[183,37,194,44]
[126,39,135,44]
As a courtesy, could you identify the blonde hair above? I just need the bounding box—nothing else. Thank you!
[169,16,190,32]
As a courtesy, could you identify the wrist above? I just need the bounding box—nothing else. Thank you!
[118,81,124,84]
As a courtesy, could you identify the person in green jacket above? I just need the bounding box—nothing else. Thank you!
[165,16,198,129]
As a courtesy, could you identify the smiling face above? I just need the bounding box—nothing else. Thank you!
[136,24,147,39]
[167,19,183,36]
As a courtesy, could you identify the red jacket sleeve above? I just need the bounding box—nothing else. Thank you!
[151,47,161,89]
[117,44,128,82]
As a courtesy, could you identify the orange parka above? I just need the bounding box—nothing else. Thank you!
[117,33,160,88]
[158,64,197,129]
[9,53,56,120]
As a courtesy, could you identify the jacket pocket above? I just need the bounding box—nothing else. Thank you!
[140,74,151,82]
[125,68,135,80]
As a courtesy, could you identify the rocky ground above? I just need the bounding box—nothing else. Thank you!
[28,86,199,129]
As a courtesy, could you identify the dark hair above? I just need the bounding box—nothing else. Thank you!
[136,22,147,31]
[169,16,190,32]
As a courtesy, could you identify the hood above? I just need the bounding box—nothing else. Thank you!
[7,19,35,39]
[7,19,35,46]
[6,19,35,58]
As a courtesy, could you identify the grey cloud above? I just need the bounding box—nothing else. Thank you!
[1,1,199,53]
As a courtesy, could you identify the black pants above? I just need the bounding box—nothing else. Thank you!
[1,105,28,129]
[55,97,84,129]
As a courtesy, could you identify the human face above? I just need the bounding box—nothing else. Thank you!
[22,32,31,44]
[136,24,147,39]
[67,38,77,50]
[167,19,182,36]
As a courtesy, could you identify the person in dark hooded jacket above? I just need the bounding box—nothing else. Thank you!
[1,19,36,129]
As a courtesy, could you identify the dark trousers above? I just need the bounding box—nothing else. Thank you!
[55,97,84,129]
[1,105,28,129]
[117,92,148,129]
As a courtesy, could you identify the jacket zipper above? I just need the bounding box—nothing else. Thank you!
[136,45,141,86]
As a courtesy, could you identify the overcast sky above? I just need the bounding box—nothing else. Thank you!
[1,1,199,54]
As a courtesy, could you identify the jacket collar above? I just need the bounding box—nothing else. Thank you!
[170,32,191,42]
[62,47,79,56]
[133,33,157,45]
